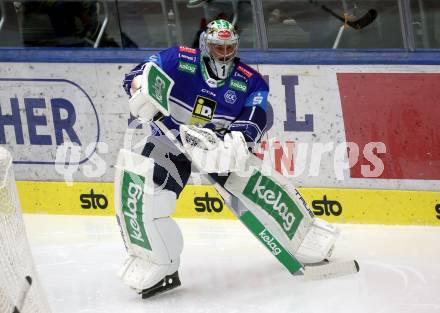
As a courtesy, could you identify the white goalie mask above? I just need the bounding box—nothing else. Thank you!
[203,19,239,80]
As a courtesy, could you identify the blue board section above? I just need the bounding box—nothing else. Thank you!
[1,47,440,65]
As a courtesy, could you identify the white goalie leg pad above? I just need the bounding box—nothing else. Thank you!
[224,154,341,267]
[115,149,183,292]
[295,218,339,264]
[224,154,314,258]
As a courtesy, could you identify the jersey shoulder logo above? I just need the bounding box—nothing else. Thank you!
[148,54,159,63]
[190,95,217,125]
[237,65,253,78]
[179,46,197,54]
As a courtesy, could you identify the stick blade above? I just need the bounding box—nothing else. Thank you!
[348,9,378,29]
[303,260,359,281]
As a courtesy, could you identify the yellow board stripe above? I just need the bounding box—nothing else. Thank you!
[17,181,114,216]
[16,181,440,225]
[300,188,440,225]
[16,181,236,219]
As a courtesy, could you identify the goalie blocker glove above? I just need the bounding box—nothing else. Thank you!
[180,125,250,173]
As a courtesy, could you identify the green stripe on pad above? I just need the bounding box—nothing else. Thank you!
[240,211,302,274]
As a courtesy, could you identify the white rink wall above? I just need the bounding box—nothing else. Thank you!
[1,62,439,189]
[1,60,440,225]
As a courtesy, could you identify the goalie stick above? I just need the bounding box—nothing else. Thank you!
[131,61,359,280]
[155,120,359,281]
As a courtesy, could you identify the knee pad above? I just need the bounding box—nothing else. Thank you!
[114,149,183,291]
[295,218,339,264]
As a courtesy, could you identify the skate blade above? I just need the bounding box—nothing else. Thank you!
[141,271,181,299]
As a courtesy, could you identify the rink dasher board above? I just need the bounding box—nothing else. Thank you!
[16,181,440,226]
[0,63,439,192]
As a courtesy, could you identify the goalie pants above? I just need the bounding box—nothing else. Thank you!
[141,131,229,197]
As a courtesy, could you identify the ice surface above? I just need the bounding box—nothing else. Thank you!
[24,215,440,313]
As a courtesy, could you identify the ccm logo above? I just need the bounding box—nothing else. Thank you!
[194,192,223,213]
[311,195,342,216]
[436,204,440,220]
[80,189,108,209]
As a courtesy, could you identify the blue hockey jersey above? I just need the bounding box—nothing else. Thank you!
[124,46,269,144]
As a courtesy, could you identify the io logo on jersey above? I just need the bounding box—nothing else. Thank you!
[121,171,151,250]
[194,192,223,213]
[0,78,99,164]
[224,90,237,104]
[190,95,217,125]
[230,79,247,93]
[80,189,108,209]
[243,170,304,240]
[312,195,343,216]
[435,203,440,220]
[259,229,282,256]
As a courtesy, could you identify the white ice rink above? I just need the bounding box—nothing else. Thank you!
[24,215,440,313]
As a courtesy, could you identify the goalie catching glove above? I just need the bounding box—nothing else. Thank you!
[180,125,250,173]
[128,62,174,121]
